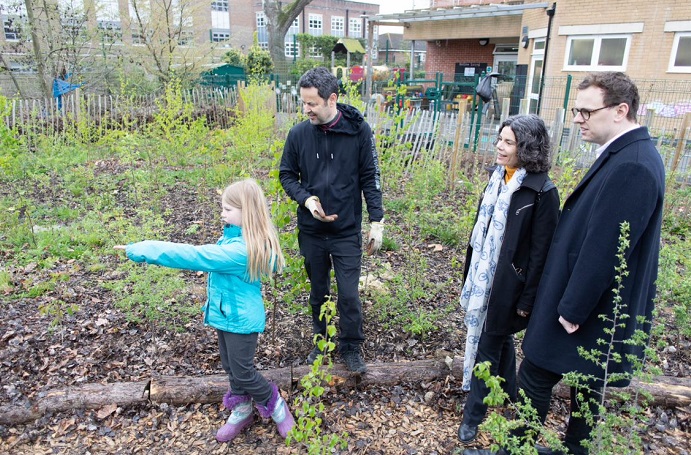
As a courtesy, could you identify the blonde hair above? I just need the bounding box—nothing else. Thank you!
[222,179,285,281]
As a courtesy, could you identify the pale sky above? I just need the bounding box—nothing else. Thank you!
[369,0,428,33]
[372,0,419,14]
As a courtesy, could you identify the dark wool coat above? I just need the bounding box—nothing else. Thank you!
[522,127,665,385]
[464,171,560,336]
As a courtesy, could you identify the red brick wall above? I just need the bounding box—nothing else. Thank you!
[425,40,496,77]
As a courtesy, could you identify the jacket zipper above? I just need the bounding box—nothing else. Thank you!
[515,203,534,215]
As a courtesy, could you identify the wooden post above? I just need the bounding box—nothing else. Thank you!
[501,97,510,123]
[552,108,565,162]
[671,112,691,175]
[448,98,468,190]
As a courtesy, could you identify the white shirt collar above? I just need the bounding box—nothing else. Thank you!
[595,124,642,157]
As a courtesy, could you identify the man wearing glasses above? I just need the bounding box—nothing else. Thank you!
[465,72,665,454]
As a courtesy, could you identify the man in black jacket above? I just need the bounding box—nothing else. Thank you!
[279,67,384,373]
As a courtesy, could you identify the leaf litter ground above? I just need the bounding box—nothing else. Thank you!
[1,169,689,454]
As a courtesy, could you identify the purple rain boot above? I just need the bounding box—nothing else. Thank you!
[215,390,254,442]
[255,383,296,438]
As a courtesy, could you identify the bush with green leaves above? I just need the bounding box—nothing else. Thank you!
[223,48,247,68]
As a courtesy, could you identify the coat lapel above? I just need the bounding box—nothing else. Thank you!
[566,127,651,202]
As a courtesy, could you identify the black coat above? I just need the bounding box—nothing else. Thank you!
[522,127,665,385]
[464,171,560,336]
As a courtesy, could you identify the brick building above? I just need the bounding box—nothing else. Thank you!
[0,0,379,70]
[370,0,691,113]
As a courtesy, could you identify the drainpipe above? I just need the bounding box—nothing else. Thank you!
[537,2,556,115]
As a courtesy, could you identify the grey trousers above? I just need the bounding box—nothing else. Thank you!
[217,330,272,405]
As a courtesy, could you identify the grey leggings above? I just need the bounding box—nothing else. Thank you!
[217,330,272,405]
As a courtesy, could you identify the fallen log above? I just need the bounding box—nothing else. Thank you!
[148,357,461,405]
[554,374,691,408]
[0,380,150,426]
[1,357,689,426]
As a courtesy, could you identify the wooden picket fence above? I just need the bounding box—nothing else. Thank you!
[3,85,690,179]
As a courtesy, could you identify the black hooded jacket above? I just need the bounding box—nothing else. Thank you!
[279,103,383,237]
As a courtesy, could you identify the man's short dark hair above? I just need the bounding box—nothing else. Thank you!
[578,72,639,122]
[499,114,552,173]
[298,67,339,101]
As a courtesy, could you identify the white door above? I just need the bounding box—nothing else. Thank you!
[527,39,545,114]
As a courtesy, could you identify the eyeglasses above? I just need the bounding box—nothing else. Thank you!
[571,105,613,121]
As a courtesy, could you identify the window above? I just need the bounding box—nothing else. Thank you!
[349,18,361,38]
[129,0,150,23]
[172,0,192,28]
[1,0,25,41]
[211,0,228,12]
[309,44,322,59]
[211,29,230,45]
[288,17,299,35]
[178,29,194,46]
[331,16,344,37]
[669,32,691,73]
[98,20,122,44]
[131,26,145,45]
[564,35,630,71]
[256,11,268,46]
[285,41,300,58]
[212,10,229,29]
[97,0,120,21]
[256,11,265,28]
[308,14,322,36]
[3,15,21,41]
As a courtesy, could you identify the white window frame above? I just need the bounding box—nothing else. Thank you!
[211,0,227,12]
[349,17,361,38]
[563,34,631,72]
[668,32,691,73]
[285,41,300,58]
[2,15,21,41]
[308,13,322,36]
[97,0,120,21]
[331,16,344,37]
[129,0,150,23]
[309,44,322,59]
[211,29,230,43]
[255,11,265,28]
[211,9,229,29]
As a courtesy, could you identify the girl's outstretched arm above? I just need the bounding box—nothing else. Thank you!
[118,241,248,275]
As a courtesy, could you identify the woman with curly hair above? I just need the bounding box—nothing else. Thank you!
[458,114,560,444]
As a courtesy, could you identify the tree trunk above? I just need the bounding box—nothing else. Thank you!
[24,0,51,98]
[263,0,314,70]
[1,358,689,426]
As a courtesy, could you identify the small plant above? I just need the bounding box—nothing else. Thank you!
[478,222,654,454]
[474,361,567,454]
[38,298,80,329]
[287,298,349,454]
[564,221,653,454]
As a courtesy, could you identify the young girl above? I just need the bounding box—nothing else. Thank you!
[114,178,295,443]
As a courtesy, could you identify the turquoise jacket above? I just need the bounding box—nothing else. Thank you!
[125,225,265,334]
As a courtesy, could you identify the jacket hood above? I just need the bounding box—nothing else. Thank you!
[314,103,364,135]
